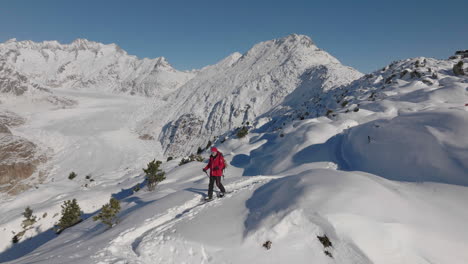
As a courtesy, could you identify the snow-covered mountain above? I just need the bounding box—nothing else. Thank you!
[1,35,362,158]
[0,38,195,97]
[0,34,467,264]
[142,34,362,156]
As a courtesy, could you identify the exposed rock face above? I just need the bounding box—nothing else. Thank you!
[0,110,26,127]
[159,114,205,155]
[0,133,40,185]
[0,113,45,194]
[455,50,468,58]
[0,124,10,134]
[0,60,76,108]
[0,61,31,95]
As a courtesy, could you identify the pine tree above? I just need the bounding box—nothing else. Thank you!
[56,199,82,234]
[22,206,33,220]
[143,159,166,191]
[453,61,465,76]
[93,197,121,228]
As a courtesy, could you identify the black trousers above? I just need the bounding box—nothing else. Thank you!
[208,176,226,198]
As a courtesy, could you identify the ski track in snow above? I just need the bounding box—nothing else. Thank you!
[94,177,273,264]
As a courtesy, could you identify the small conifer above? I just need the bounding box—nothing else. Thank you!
[93,197,121,228]
[56,199,82,234]
[143,159,166,191]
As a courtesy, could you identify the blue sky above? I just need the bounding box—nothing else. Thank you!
[1,0,467,73]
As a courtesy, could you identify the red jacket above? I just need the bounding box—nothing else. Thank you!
[204,153,225,177]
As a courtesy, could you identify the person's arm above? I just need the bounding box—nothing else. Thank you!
[203,158,211,171]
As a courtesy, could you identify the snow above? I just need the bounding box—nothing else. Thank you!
[0,35,467,264]
[147,34,363,156]
[0,39,195,97]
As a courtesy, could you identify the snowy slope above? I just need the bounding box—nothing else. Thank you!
[4,95,468,263]
[0,38,195,96]
[0,36,467,264]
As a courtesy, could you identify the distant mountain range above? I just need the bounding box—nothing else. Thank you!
[0,34,362,156]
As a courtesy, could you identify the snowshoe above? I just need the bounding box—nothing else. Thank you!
[203,196,214,202]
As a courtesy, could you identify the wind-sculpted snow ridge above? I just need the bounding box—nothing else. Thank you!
[259,55,468,132]
[0,38,195,97]
[150,34,363,156]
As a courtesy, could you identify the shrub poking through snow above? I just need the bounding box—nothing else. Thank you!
[191,154,204,162]
[317,234,333,258]
[205,140,212,150]
[317,234,333,248]
[179,154,204,166]
[236,126,249,138]
[93,197,121,228]
[143,159,165,191]
[166,156,173,162]
[21,206,37,229]
[179,158,190,166]
[68,171,77,180]
[12,232,22,243]
[453,61,465,76]
[132,184,141,193]
[56,199,82,234]
[12,230,28,244]
[13,206,38,243]
[263,240,272,250]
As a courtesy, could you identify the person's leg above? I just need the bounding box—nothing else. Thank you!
[208,176,215,198]
[215,177,226,193]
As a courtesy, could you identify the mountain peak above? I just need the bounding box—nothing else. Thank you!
[69,38,102,50]
[278,33,315,46]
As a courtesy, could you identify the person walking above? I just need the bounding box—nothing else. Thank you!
[202,147,226,200]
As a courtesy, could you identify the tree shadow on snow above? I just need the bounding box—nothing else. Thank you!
[0,228,58,263]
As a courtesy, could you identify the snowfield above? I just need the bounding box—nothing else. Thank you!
[0,35,467,264]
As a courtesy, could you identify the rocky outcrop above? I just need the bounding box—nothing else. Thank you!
[0,113,46,194]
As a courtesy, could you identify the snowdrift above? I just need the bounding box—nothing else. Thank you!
[340,109,468,185]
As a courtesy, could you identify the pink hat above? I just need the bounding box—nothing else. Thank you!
[210,147,218,152]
